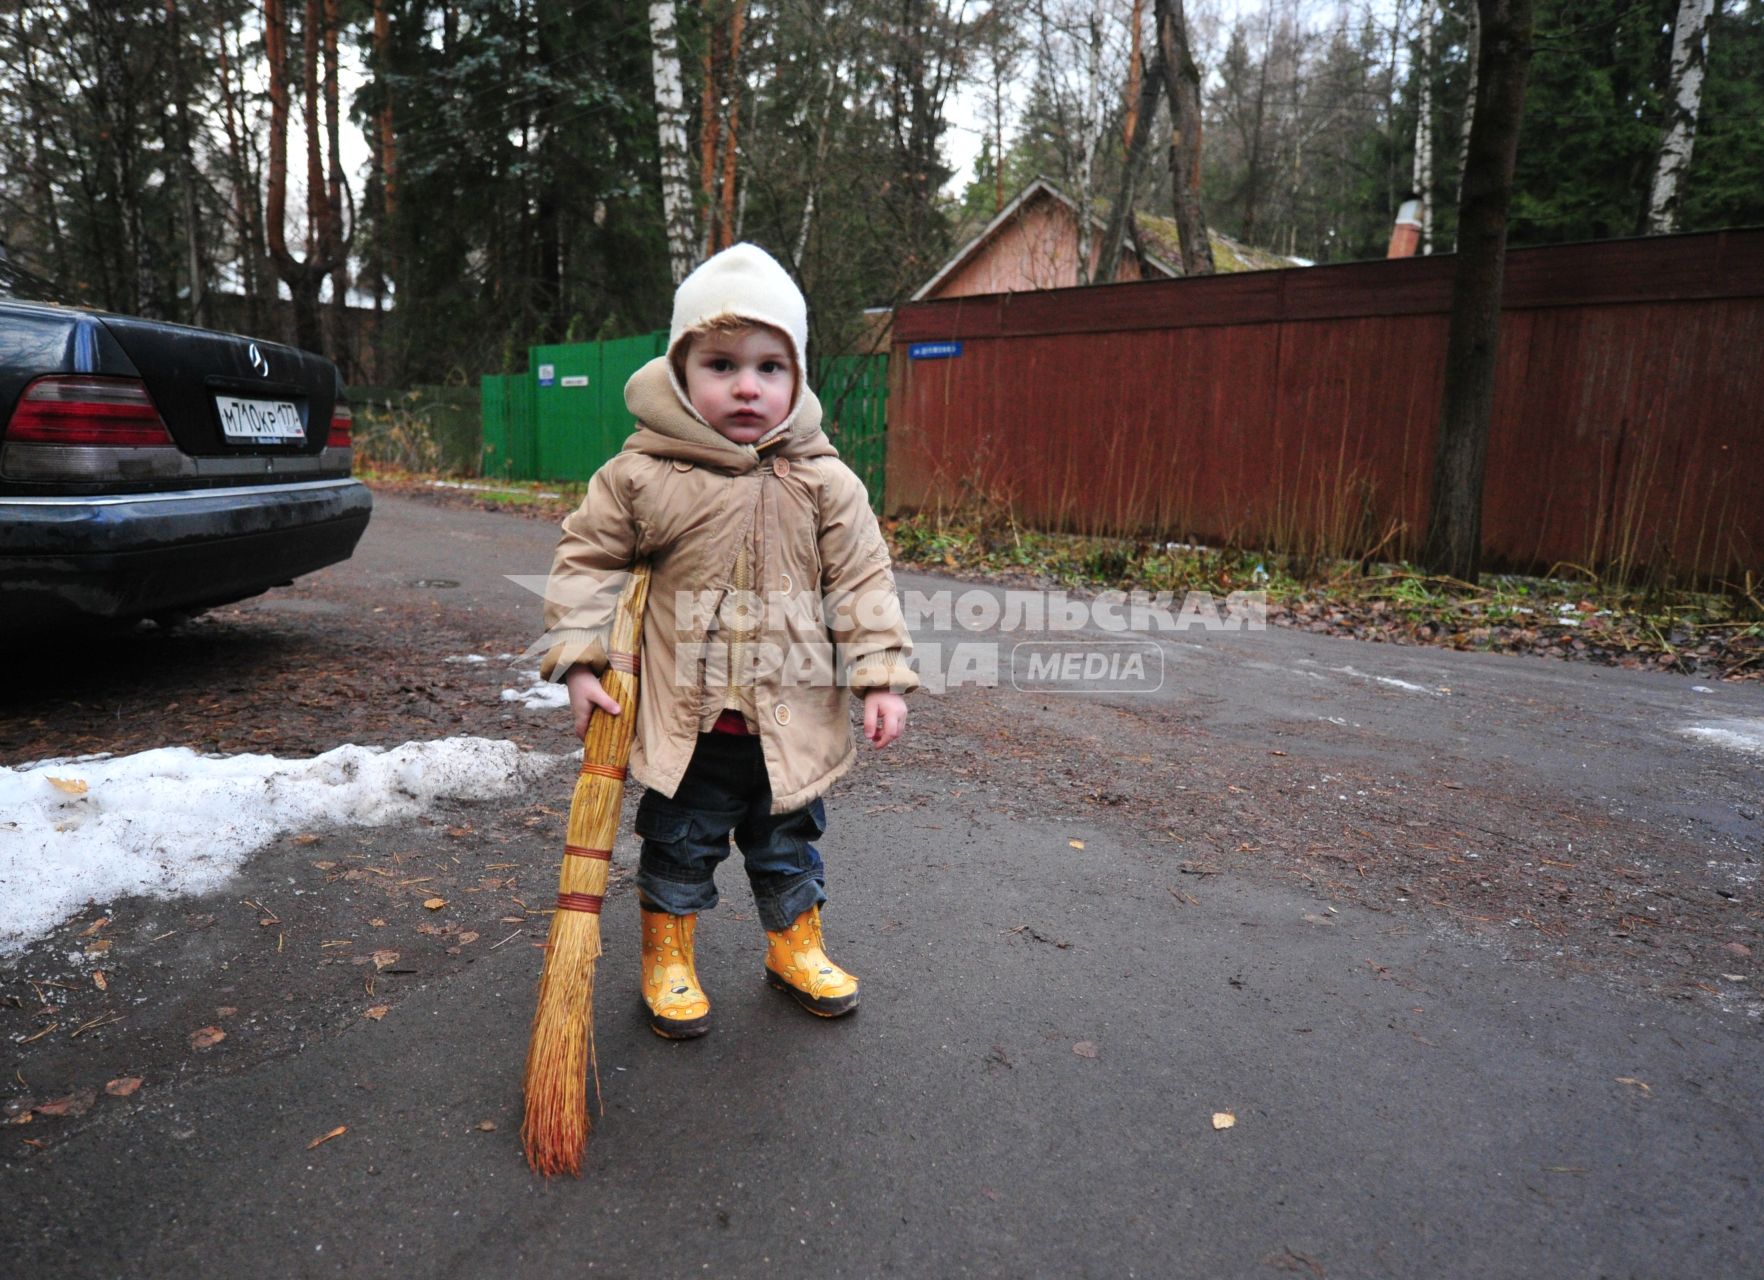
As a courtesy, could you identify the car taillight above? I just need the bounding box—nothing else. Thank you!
[327,402,353,448]
[6,376,175,447]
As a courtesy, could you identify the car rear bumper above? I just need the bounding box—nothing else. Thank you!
[0,477,373,627]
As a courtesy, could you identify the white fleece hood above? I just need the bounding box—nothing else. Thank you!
[665,243,810,449]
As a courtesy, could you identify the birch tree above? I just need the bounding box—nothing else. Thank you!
[649,0,698,283]
[1413,0,1435,253]
[1647,0,1716,233]
[1456,0,1480,205]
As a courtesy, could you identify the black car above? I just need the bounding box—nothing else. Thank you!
[0,258,372,633]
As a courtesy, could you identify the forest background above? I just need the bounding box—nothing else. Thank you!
[2,0,1760,387]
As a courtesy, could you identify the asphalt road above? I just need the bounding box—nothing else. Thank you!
[4,491,1761,1279]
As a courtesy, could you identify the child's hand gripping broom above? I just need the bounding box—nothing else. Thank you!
[521,561,651,1177]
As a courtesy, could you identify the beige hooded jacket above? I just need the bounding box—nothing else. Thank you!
[537,356,917,814]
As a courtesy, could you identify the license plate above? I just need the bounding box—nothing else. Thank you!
[216,395,305,442]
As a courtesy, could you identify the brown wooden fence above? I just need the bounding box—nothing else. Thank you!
[888,229,1764,584]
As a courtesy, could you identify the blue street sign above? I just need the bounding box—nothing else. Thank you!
[909,341,964,360]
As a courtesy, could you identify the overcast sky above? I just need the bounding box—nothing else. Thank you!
[330,2,1292,204]
[313,0,1337,279]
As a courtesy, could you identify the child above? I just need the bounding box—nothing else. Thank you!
[536,243,916,1039]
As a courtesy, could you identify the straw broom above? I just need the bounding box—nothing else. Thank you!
[521,561,651,1177]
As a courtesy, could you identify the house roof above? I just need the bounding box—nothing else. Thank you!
[1127,210,1302,274]
[911,177,1180,302]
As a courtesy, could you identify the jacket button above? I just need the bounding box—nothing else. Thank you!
[672,459,692,472]
[774,704,791,726]
[771,456,790,478]
[780,572,792,593]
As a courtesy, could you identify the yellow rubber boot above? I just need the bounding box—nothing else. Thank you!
[763,905,859,1017]
[640,904,711,1039]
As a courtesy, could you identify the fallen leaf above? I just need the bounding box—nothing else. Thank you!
[293,833,321,846]
[214,1006,237,1017]
[475,1119,497,1132]
[457,932,480,946]
[369,919,387,928]
[372,950,399,970]
[92,971,107,991]
[306,1125,347,1150]
[1262,1245,1324,1276]
[446,825,473,838]
[363,1005,390,1021]
[79,916,111,937]
[1067,839,1085,850]
[34,1088,97,1118]
[105,1077,142,1097]
[85,939,112,954]
[47,776,89,795]
[1300,913,1333,926]
[189,1026,226,1049]
[1615,1076,1652,1096]
[312,860,337,871]
[1722,942,1752,958]
[1072,1040,1098,1059]
[423,898,447,911]
[1212,1111,1236,1130]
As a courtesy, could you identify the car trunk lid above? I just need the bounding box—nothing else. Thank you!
[96,315,339,457]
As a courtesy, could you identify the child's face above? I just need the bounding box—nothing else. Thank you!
[681,325,796,445]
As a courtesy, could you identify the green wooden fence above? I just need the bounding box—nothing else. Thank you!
[480,334,889,511]
[478,373,537,481]
[814,353,889,509]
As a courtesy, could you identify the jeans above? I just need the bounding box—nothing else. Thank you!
[632,732,828,932]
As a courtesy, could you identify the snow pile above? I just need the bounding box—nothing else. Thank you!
[443,652,517,665]
[1679,720,1764,757]
[502,672,570,710]
[0,737,559,956]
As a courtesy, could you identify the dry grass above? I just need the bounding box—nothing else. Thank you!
[886,492,1764,680]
